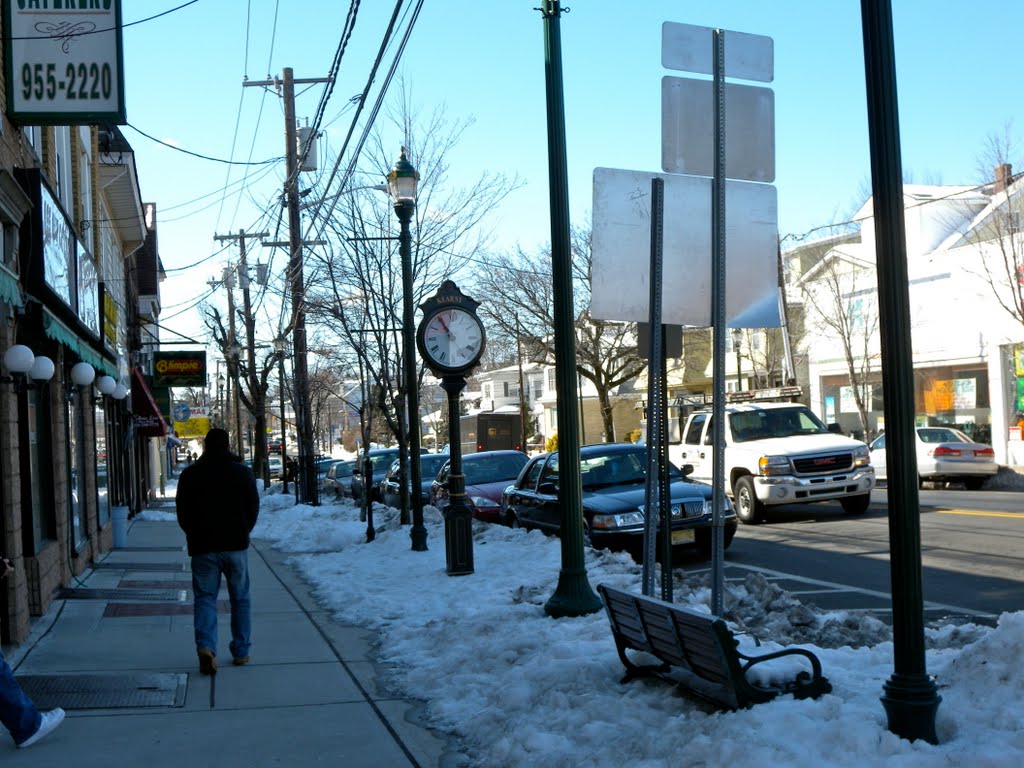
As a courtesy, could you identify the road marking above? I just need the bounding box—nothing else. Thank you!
[936,509,1024,519]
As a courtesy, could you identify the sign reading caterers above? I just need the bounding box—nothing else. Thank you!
[153,351,206,388]
[3,0,126,124]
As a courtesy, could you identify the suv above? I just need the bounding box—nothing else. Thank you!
[351,447,430,501]
[675,402,875,524]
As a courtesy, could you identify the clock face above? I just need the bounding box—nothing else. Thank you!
[421,308,484,370]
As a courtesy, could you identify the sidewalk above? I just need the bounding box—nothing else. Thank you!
[2,498,454,767]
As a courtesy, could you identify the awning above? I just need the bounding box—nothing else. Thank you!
[0,264,22,307]
[42,307,118,377]
[131,366,167,438]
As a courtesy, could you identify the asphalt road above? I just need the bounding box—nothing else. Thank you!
[701,486,1024,626]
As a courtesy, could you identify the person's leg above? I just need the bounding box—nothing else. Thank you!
[0,652,41,745]
[191,553,221,671]
[220,550,251,662]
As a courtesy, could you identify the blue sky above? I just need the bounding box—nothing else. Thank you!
[121,1,1024,341]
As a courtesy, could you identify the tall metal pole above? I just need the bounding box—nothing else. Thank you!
[539,0,602,618]
[279,350,289,493]
[860,0,940,743]
[397,199,427,550]
[709,29,727,616]
[283,67,318,505]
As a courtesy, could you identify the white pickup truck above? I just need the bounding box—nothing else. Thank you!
[673,402,875,524]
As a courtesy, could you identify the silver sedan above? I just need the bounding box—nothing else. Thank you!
[869,427,997,490]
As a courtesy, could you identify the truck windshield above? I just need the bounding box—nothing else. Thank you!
[728,407,829,441]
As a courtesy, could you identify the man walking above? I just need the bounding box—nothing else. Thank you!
[1,557,64,748]
[175,428,260,675]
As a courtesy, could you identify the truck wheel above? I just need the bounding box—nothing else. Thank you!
[840,493,870,515]
[734,476,764,525]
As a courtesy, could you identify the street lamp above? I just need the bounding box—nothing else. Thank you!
[388,146,427,552]
[732,328,743,394]
[274,336,290,493]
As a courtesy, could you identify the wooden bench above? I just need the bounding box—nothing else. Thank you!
[597,584,832,710]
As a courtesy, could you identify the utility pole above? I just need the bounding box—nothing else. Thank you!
[515,313,529,452]
[215,229,269,484]
[246,68,331,506]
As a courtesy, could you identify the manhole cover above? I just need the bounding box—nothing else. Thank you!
[15,673,187,709]
[58,588,186,601]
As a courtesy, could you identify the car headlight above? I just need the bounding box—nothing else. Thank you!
[758,455,790,476]
[470,496,500,510]
[852,445,871,467]
[591,511,645,529]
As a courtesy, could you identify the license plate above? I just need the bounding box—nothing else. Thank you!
[671,529,695,545]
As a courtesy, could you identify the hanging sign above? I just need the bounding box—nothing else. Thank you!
[3,0,126,125]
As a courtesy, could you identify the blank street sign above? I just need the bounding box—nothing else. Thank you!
[662,76,775,182]
[662,22,774,82]
[590,167,780,329]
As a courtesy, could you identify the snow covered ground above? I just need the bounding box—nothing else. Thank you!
[145,477,1024,767]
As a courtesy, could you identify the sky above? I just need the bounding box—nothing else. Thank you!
[140,473,1024,768]
[118,1,1024,347]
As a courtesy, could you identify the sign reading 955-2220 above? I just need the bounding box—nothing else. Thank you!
[20,61,114,103]
[3,0,126,125]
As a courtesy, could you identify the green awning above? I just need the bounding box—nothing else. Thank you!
[0,265,21,308]
[42,308,117,376]
[42,309,80,354]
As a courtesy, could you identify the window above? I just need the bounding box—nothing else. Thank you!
[684,414,707,445]
[546,368,556,391]
[483,384,491,400]
[503,381,510,397]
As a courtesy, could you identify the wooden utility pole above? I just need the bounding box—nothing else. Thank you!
[245,68,331,505]
[215,229,269,484]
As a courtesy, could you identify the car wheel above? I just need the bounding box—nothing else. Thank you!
[840,493,871,515]
[734,476,764,525]
[918,475,926,490]
[507,511,521,529]
[963,477,985,491]
[694,526,735,559]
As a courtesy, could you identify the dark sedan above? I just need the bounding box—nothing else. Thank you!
[429,450,529,524]
[502,443,737,559]
[379,453,451,509]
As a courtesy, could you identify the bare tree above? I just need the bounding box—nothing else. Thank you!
[472,225,647,442]
[802,248,880,437]
[964,128,1024,330]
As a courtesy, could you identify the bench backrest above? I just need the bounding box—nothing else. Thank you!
[599,584,735,687]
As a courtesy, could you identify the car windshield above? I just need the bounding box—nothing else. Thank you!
[464,454,528,485]
[580,448,683,489]
[728,406,829,441]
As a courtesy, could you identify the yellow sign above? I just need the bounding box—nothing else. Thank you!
[173,406,211,439]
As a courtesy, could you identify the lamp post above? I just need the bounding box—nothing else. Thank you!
[274,336,290,493]
[732,328,743,394]
[388,147,427,552]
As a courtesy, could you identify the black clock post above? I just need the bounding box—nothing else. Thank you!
[417,281,486,576]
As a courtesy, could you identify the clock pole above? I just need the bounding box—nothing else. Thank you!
[441,375,474,575]
[417,281,486,576]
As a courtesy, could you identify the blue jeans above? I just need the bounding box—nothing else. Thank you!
[191,550,252,660]
[0,650,41,745]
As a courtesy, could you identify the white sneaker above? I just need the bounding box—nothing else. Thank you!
[18,708,65,748]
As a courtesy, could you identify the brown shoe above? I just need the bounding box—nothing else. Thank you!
[198,647,217,675]
[232,655,250,666]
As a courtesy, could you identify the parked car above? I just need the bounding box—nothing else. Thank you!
[502,442,738,559]
[322,459,356,496]
[351,448,429,501]
[379,454,451,509]
[429,450,530,524]
[869,427,997,490]
[268,456,284,479]
[268,436,284,454]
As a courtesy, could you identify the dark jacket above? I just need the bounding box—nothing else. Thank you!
[176,452,260,556]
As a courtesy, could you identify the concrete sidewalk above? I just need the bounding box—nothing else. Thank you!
[2,500,456,767]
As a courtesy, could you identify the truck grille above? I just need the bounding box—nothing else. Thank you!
[792,452,854,475]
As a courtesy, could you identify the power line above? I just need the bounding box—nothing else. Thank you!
[125,123,281,166]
